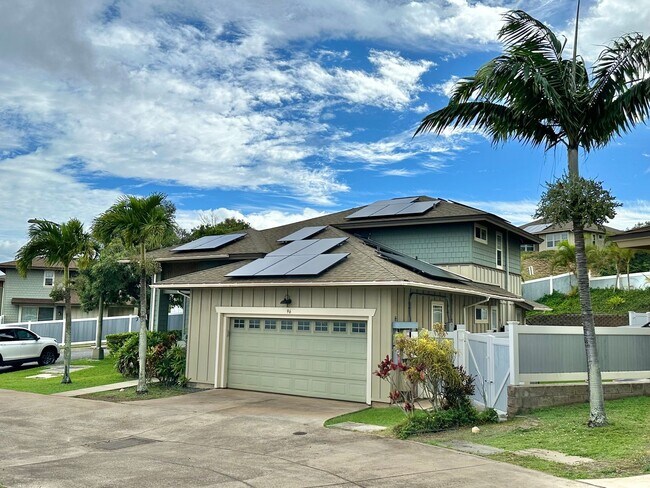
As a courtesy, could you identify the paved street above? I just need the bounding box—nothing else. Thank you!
[0,388,585,488]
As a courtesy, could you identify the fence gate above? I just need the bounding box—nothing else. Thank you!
[465,332,510,414]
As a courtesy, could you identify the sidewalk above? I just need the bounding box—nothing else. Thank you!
[578,475,650,488]
[53,379,139,397]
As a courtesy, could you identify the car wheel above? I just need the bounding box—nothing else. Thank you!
[38,348,57,366]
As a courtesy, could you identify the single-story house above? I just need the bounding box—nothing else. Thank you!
[519,219,620,252]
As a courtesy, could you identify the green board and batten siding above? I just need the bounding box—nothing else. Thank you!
[185,286,491,402]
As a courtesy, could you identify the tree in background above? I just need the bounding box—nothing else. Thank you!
[93,193,177,393]
[76,242,139,359]
[551,240,577,279]
[415,7,650,426]
[15,219,94,383]
[184,215,250,243]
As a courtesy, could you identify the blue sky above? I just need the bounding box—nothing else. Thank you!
[0,0,649,262]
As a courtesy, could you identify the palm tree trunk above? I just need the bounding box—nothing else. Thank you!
[568,146,579,177]
[92,295,105,360]
[573,220,608,426]
[62,264,72,384]
[137,242,148,394]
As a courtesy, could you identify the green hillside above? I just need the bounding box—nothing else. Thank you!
[532,288,650,316]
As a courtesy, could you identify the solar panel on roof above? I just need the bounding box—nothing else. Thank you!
[277,226,327,242]
[226,237,348,277]
[226,256,285,277]
[172,233,246,252]
[346,197,437,219]
[523,224,549,234]
[286,253,348,275]
[379,251,470,283]
[267,238,347,257]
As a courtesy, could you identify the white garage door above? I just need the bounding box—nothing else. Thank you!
[227,317,367,403]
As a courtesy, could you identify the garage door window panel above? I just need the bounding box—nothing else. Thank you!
[333,321,347,333]
[264,319,277,330]
[297,320,311,332]
[315,321,329,332]
[248,319,261,330]
[280,320,293,331]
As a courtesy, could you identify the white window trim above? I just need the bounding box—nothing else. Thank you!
[19,305,55,322]
[214,306,376,405]
[431,301,445,328]
[43,270,55,287]
[495,232,503,269]
[474,224,488,244]
[475,305,489,324]
[546,232,569,249]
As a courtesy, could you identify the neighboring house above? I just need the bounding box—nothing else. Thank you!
[0,259,133,324]
[610,225,650,250]
[519,219,619,252]
[150,196,543,404]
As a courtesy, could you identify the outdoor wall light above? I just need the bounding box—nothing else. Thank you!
[280,292,292,306]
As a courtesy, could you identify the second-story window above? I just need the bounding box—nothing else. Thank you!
[496,232,503,269]
[43,270,55,287]
[474,224,488,244]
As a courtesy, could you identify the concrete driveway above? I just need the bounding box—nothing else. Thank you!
[0,388,585,487]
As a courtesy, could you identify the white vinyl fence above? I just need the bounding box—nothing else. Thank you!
[522,271,650,301]
[448,324,650,415]
[3,315,140,345]
[628,311,650,327]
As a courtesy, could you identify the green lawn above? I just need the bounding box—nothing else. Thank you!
[324,397,650,480]
[324,406,406,427]
[0,358,125,395]
[80,383,201,402]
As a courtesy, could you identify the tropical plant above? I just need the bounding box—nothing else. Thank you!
[93,193,177,393]
[415,7,650,426]
[76,242,139,359]
[551,240,577,278]
[183,216,250,243]
[15,219,94,383]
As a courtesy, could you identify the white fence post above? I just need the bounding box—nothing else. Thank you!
[455,325,467,370]
[128,315,133,332]
[508,324,519,385]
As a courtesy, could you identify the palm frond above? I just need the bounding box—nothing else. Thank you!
[590,34,650,107]
[415,101,559,149]
[499,10,564,62]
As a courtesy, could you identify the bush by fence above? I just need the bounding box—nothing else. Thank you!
[526,313,627,327]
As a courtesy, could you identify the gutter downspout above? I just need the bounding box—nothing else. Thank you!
[463,297,491,330]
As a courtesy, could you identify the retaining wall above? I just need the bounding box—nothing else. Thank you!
[526,313,627,327]
[507,381,650,417]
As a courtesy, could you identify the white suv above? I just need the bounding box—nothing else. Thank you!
[0,327,60,367]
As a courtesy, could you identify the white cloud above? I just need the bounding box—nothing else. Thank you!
[458,199,539,226]
[176,207,327,232]
[433,75,461,98]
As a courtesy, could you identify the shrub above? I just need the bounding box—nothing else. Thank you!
[477,408,499,424]
[392,404,499,439]
[114,331,181,379]
[147,344,188,387]
[106,332,137,356]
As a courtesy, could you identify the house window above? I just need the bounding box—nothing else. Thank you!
[475,306,489,324]
[264,319,276,330]
[248,319,260,329]
[474,224,488,244]
[520,244,535,252]
[43,270,55,287]
[20,306,55,322]
[591,234,597,245]
[333,321,347,333]
[297,320,311,332]
[233,319,245,329]
[431,302,445,327]
[280,320,293,331]
[314,321,328,332]
[351,322,366,334]
[496,232,503,269]
[490,306,499,329]
[546,232,568,248]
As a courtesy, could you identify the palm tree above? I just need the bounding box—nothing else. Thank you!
[415,8,650,426]
[93,193,176,393]
[551,240,577,279]
[15,219,93,383]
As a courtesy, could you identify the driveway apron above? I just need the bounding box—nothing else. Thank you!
[0,388,585,487]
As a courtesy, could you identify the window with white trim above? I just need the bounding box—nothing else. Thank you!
[545,232,568,248]
[495,232,503,269]
[248,319,260,329]
[431,302,445,327]
[475,306,489,324]
[20,306,55,322]
[43,270,55,287]
[474,224,488,244]
[351,321,366,334]
[264,319,276,330]
[233,319,245,329]
[297,320,311,332]
[280,320,293,331]
[333,321,347,333]
[314,321,328,332]
[520,243,535,252]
